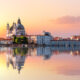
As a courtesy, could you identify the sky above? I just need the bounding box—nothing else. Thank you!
[0,0,80,37]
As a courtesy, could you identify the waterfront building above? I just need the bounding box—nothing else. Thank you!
[0,38,12,44]
[6,18,25,38]
[37,32,53,45]
[51,40,80,46]
[36,31,80,46]
[71,35,80,40]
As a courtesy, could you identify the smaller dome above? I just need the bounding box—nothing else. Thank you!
[10,22,16,31]
[10,26,14,31]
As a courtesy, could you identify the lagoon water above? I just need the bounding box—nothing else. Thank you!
[0,47,80,80]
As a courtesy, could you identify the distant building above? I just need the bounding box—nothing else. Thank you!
[37,32,53,45]
[51,40,80,46]
[53,37,63,40]
[7,18,25,38]
[0,38,12,44]
[71,35,80,40]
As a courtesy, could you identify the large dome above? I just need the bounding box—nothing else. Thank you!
[16,18,25,30]
[16,18,25,35]
[16,24,24,30]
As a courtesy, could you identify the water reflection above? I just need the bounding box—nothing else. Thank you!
[37,47,52,60]
[0,46,80,78]
[6,48,28,74]
[37,46,80,58]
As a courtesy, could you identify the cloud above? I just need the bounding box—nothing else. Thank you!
[57,68,80,76]
[51,16,80,24]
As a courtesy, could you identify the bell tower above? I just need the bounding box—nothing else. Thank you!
[6,23,10,38]
[13,23,17,35]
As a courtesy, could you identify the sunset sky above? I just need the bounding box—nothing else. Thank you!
[0,0,80,37]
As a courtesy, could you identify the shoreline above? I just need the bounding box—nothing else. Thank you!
[0,44,80,48]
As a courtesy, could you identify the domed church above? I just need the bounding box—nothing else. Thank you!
[7,18,25,38]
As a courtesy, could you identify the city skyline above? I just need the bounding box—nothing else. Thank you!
[0,0,80,37]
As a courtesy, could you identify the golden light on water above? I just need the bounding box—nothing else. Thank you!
[0,48,80,80]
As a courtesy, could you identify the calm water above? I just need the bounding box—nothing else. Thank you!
[0,47,80,80]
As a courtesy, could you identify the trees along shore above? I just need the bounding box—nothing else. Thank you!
[13,36,28,44]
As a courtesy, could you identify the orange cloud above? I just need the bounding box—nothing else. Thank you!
[51,16,80,24]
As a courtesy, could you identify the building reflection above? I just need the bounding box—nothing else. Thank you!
[70,51,80,56]
[37,47,52,60]
[5,46,80,74]
[37,46,80,58]
[6,48,28,74]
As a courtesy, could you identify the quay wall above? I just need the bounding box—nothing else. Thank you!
[51,40,80,46]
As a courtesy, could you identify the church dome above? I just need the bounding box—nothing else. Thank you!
[16,18,25,30]
[7,18,26,38]
[17,24,24,30]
